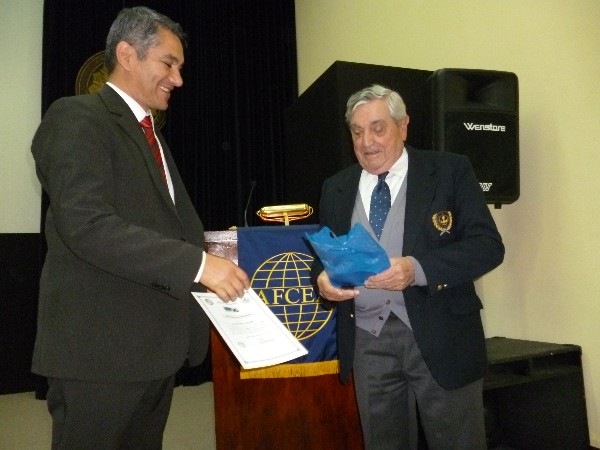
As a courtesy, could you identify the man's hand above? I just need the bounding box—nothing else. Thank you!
[316,271,359,302]
[199,253,250,301]
[364,256,415,291]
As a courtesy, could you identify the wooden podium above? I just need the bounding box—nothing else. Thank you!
[205,231,364,450]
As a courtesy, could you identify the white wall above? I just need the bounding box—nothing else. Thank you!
[295,0,600,445]
[4,0,599,444]
[0,0,43,233]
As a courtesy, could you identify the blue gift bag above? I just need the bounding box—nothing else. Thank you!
[305,223,390,287]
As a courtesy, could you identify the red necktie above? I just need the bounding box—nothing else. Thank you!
[139,116,167,184]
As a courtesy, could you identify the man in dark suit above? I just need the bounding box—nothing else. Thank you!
[312,85,504,449]
[31,7,249,449]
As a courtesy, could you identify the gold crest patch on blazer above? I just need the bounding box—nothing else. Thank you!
[432,211,452,235]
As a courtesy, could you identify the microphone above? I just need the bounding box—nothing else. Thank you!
[244,180,257,227]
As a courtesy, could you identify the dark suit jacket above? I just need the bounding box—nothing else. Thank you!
[312,147,504,390]
[31,85,209,383]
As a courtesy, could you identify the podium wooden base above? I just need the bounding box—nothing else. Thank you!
[212,330,363,449]
[205,230,364,449]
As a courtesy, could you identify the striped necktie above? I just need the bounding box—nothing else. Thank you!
[139,116,167,184]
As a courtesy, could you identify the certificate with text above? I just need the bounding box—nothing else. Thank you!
[192,289,308,369]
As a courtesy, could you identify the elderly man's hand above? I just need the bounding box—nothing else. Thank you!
[364,256,415,291]
[316,271,360,302]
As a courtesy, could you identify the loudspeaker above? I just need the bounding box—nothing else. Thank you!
[284,61,432,220]
[426,69,519,206]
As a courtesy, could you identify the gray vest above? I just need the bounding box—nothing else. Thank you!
[352,177,411,336]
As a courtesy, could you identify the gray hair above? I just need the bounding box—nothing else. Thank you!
[345,84,407,125]
[104,6,187,74]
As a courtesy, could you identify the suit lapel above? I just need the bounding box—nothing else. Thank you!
[98,85,178,213]
[403,148,437,254]
[153,130,178,203]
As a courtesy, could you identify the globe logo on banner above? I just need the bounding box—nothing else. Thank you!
[251,252,333,340]
[238,225,337,366]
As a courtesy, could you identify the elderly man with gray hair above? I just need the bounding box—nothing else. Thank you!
[312,84,504,449]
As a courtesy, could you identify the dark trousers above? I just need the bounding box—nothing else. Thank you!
[353,314,486,450]
[46,375,176,450]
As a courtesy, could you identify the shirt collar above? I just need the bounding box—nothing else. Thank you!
[387,147,408,180]
[362,147,408,182]
[106,82,151,123]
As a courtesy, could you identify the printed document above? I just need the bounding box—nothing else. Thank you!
[192,289,307,369]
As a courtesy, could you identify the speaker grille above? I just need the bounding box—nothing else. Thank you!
[427,69,519,206]
[444,111,518,203]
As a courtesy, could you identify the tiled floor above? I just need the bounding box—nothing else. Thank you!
[0,382,216,449]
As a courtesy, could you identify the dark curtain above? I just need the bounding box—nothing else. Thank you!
[37,0,298,391]
[41,0,298,230]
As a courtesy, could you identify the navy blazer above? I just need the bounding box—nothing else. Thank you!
[31,85,209,382]
[312,147,504,390]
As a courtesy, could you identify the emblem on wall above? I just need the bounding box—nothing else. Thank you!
[75,50,166,129]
